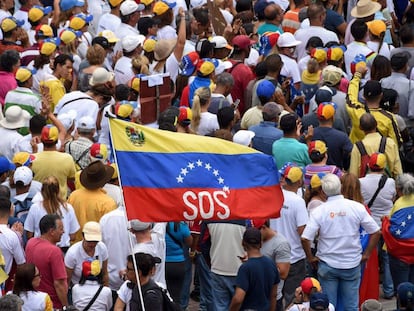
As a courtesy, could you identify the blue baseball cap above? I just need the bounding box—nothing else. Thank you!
[398,282,414,307]
[60,0,85,11]
[310,292,329,311]
[0,156,15,175]
[180,52,200,76]
[256,80,276,99]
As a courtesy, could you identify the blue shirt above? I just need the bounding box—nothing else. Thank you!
[236,256,280,311]
[249,121,283,155]
[165,222,191,262]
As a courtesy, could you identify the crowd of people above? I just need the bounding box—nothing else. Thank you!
[0,0,413,309]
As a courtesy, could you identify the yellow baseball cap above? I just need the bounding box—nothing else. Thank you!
[15,67,37,83]
[59,28,82,45]
[1,17,24,32]
[28,5,52,23]
[36,24,53,37]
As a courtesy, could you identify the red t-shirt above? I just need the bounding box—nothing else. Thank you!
[228,60,255,115]
[25,238,67,308]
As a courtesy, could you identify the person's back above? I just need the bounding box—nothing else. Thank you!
[272,113,311,169]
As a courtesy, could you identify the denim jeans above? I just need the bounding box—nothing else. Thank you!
[318,261,361,311]
[210,272,237,311]
[180,251,192,309]
[389,253,414,294]
[196,254,214,311]
[380,246,394,297]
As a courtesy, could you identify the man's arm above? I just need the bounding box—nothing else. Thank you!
[65,267,73,287]
[229,287,246,311]
[54,278,68,307]
[102,259,109,287]
[269,284,278,311]
[361,230,381,263]
[277,262,290,280]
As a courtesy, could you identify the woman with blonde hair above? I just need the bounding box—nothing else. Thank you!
[77,44,107,92]
[131,55,150,76]
[191,87,219,136]
[24,176,80,252]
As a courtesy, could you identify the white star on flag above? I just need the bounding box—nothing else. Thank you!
[187,162,195,170]
[213,169,219,176]
[408,215,412,220]
[218,177,224,184]
[205,163,212,171]
[176,175,184,183]
[401,221,406,227]
[223,185,229,192]
[360,230,367,237]
[396,229,402,235]
[196,159,203,167]
[181,168,188,176]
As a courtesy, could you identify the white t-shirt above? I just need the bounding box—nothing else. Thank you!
[65,241,109,285]
[157,25,177,40]
[360,174,396,226]
[270,189,308,264]
[100,207,133,290]
[18,290,51,311]
[102,184,123,208]
[195,112,219,136]
[117,281,132,311]
[302,194,380,269]
[294,26,339,60]
[72,280,113,311]
[13,10,29,31]
[287,301,335,311]
[54,91,99,128]
[24,193,80,247]
[367,41,393,59]
[0,224,25,274]
[97,13,121,34]
[280,54,301,84]
[344,41,376,79]
[132,223,167,288]
[114,56,134,86]
[207,222,245,276]
[0,128,25,161]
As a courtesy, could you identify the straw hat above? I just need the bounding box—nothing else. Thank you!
[351,0,381,18]
[154,39,176,61]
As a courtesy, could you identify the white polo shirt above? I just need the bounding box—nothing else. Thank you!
[114,56,134,85]
[270,189,308,264]
[302,194,380,269]
[4,87,42,114]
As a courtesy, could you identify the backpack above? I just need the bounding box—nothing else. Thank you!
[12,194,34,224]
[130,281,182,311]
[355,136,387,178]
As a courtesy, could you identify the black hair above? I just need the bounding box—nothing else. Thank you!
[306,37,324,50]
[0,50,20,72]
[310,151,326,163]
[193,7,210,27]
[39,214,61,235]
[280,113,298,134]
[30,115,47,135]
[33,54,50,70]
[400,23,414,45]
[52,54,73,71]
[351,20,368,41]
[0,197,11,217]
[380,88,398,111]
[115,84,130,101]
[236,0,252,11]
[255,61,268,79]
[217,106,234,128]
[265,53,283,73]
[196,39,215,59]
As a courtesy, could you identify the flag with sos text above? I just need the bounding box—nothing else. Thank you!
[109,118,284,222]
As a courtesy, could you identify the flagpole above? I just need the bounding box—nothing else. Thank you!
[108,117,146,311]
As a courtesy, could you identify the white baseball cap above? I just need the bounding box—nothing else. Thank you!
[122,35,145,53]
[14,166,33,186]
[120,0,145,15]
[277,32,301,48]
[233,130,255,146]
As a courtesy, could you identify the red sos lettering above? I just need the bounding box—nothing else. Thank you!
[182,190,230,220]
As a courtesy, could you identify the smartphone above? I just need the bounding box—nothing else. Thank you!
[233,99,240,110]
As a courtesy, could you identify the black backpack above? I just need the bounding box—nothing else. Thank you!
[129,281,182,311]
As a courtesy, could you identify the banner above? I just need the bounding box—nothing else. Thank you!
[109,118,284,222]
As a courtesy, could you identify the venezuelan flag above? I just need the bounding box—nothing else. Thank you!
[382,199,414,263]
[109,118,284,222]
